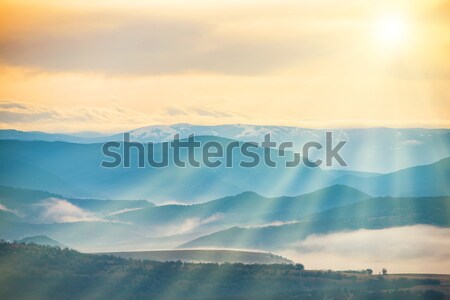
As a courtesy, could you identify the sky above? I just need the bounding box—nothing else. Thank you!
[0,0,449,132]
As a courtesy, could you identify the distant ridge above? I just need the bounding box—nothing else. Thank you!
[1,126,449,173]
[179,196,450,250]
[109,184,370,227]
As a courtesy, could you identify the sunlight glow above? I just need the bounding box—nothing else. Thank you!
[374,14,410,50]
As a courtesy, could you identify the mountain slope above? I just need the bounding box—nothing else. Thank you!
[334,157,450,197]
[0,185,369,251]
[0,219,145,251]
[0,138,330,202]
[179,196,450,250]
[2,126,448,173]
[1,138,449,202]
[109,185,370,227]
[0,129,108,143]
[0,185,155,220]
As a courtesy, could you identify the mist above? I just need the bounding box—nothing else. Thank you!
[279,225,450,274]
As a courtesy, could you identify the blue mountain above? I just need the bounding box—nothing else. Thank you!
[1,125,449,173]
[180,195,450,250]
[0,138,448,203]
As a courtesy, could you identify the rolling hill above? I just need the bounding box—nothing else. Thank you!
[97,249,293,264]
[179,196,450,250]
[17,235,67,248]
[108,185,370,227]
[333,157,450,197]
[0,185,155,220]
[2,242,446,300]
[0,185,370,251]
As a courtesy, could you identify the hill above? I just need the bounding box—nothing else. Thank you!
[97,249,293,264]
[0,242,446,300]
[0,129,108,143]
[180,196,450,250]
[109,185,370,227]
[0,220,146,251]
[17,235,67,248]
[0,185,155,221]
[334,157,450,197]
[0,185,369,251]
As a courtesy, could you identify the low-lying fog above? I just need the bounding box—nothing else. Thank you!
[279,225,450,274]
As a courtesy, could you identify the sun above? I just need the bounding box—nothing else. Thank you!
[374,14,410,50]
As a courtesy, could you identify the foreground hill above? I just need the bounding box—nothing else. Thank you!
[180,196,450,250]
[17,235,66,248]
[0,242,446,300]
[97,249,293,264]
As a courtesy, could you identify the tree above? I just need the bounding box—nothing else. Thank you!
[366,269,373,276]
[382,268,388,275]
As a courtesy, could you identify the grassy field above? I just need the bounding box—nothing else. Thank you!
[388,274,450,296]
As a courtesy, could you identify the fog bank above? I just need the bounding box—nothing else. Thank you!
[279,225,450,274]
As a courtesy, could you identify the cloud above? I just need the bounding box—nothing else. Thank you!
[158,200,188,206]
[155,213,224,237]
[397,139,424,146]
[164,107,190,117]
[0,109,61,123]
[0,203,16,214]
[191,108,234,118]
[0,100,251,132]
[0,100,154,129]
[279,225,450,274]
[0,10,328,75]
[106,207,145,217]
[0,102,28,109]
[34,198,100,223]
[163,105,239,119]
[243,220,300,228]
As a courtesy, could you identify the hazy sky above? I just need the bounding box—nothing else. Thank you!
[0,0,448,132]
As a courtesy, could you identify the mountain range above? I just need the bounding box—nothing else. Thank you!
[1,125,449,173]
[0,137,448,203]
[0,124,449,256]
[180,196,450,250]
[1,182,449,252]
[0,185,370,250]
